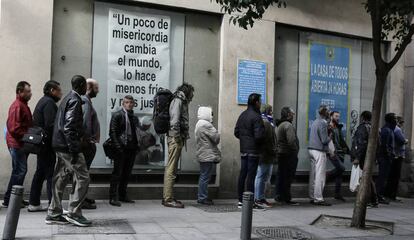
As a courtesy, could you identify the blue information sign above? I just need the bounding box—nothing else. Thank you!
[237,59,267,105]
[308,43,350,138]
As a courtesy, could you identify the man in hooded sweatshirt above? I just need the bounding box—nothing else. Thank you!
[254,104,277,208]
[195,106,221,205]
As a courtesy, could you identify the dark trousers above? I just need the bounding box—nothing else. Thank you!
[275,154,298,202]
[369,178,378,204]
[329,155,346,196]
[376,157,392,197]
[29,148,56,206]
[385,157,403,199]
[4,148,28,205]
[109,149,136,200]
[83,143,97,170]
[237,155,259,202]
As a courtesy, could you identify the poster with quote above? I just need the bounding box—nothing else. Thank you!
[237,59,267,105]
[307,42,350,140]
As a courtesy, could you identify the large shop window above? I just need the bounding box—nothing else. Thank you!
[274,25,379,173]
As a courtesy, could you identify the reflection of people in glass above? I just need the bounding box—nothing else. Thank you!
[135,116,163,166]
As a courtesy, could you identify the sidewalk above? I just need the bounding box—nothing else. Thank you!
[0,198,413,239]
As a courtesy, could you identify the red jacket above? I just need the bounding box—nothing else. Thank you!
[6,96,33,149]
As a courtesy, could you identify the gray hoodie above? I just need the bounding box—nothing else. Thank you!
[308,116,330,152]
[195,106,221,163]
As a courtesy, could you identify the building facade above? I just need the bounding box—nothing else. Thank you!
[1,0,413,199]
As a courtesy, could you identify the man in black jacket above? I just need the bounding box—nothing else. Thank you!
[46,75,91,227]
[234,93,265,209]
[109,95,140,207]
[28,80,62,212]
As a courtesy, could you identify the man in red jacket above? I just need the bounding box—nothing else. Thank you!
[3,81,33,208]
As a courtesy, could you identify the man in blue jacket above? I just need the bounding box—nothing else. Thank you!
[234,93,265,210]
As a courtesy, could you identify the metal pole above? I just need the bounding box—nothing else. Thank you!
[240,191,254,240]
[2,185,24,240]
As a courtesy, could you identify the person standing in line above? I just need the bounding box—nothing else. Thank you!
[376,113,397,205]
[308,105,331,206]
[162,83,194,209]
[351,111,378,208]
[28,80,62,212]
[81,78,100,210]
[234,93,265,210]
[108,95,140,207]
[274,107,299,206]
[3,81,33,208]
[327,111,350,202]
[384,116,407,202]
[46,75,91,227]
[254,104,277,208]
[195,106,221,205]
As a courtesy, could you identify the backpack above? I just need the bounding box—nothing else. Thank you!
[153,88,173,134]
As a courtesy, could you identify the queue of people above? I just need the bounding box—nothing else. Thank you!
[2,79,408,226]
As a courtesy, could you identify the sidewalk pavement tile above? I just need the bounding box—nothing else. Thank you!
[133,233,175,240]
[164,227,209,240]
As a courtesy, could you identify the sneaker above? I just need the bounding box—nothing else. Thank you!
[82,201,97,210]
[62,209,69,215]
[334,196,347,202]
[45,215,69,225]
[28,204,48,212]
[311,201,331,206]
[378,197,390,205]
[255,199,272,208]
[163,199,184,208]
[237,201,243,209]
[252,203,266,211]
[109,199,121,207]
[197,199,214,205]
[285,200,300,206]
[65,214,92,227]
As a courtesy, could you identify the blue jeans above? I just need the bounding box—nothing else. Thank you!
[328,155,345,196]
[254,163,273,201]
[238,155,259,202]
[198,162,214,201]
[4,148,28,205]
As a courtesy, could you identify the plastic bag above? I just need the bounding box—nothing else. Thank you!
[349,165,362,192]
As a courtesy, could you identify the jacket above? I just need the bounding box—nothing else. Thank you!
[33,95,58,145]
[260,115,278,164]
[234,106,265,154]
[277,119,299,155]
[331,123,349,158]
[109,108,140,151]
[169,91,190,140]
[195,106,221,163]
[308,116,330,152]
[82,95,100,143]
[379,123,396,160]
[394,126,406,158]
[52,90,84,153]
[6,96,33,149]
[351,121,371,168]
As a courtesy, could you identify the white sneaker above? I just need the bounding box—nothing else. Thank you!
[237,202,243,209]
[63,209,69,215]
[28,205,48,212]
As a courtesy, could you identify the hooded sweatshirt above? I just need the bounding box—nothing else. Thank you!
[195,106,221,163]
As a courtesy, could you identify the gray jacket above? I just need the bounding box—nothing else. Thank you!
[81,95,100,143]
[308,117,330,152]
[168,91,189,139]
[277,120,299,155]
[195,106,221,163]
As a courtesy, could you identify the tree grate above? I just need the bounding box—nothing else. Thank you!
[54,219,136,235]
[253,226,315,240]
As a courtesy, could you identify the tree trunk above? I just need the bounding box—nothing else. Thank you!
[351,69,387,228]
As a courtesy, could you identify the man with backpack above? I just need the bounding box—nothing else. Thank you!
[157,83,194,208]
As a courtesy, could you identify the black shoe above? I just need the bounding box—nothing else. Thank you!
[311,201,332,206]
[163,199,185,208]
[119,196,135,203]
[109,199,121,207]
[82,201,97,210]
[2,202,25,209]
[85,198,95,204]
[285,200,299,206]
[335,196,346,202]
[22,200,29,206]
[367,203,379,209]
[388,197,403,203]
[45,215,69,225]
[197,199,214,205]
[252,203,266,211]
[65,214,92,227]
[378,197,390,205]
